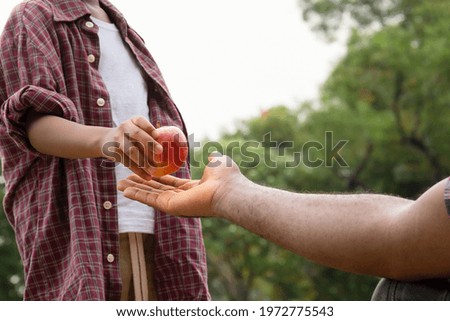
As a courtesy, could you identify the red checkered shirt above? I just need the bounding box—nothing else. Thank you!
[0,0,210,300]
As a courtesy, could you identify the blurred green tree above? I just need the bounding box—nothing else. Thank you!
[0,175,23,300]
[0,0,448,301]
[194,0,449,300]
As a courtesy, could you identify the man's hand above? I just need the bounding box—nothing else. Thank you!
[117,154,243,217]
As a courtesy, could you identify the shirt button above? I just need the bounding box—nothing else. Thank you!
[87,54,96,63]
[85,21,94,28]
[97,98,106,107]
[103,201,113,210]
[107,254,115,263]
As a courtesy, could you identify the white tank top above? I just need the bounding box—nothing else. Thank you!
[92,16,155,234]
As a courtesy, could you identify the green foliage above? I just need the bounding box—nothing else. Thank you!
[297,0,420,39]
[196,105,380,300]
[202,217,319,300]
[320,0,450,191]
[0,182,23,300]
[195,0,449,301]
[1,0,448,301]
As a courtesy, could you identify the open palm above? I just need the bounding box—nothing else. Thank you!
[117,154,241,217]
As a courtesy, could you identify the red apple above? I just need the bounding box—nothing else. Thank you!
[149,126,188,177]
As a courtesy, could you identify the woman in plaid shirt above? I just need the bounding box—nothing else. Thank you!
[0,0,210,300]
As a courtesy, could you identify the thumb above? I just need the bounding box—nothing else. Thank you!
[207,151,223,163]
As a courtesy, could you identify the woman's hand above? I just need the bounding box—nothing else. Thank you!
[26,112,163,180]
[100,116,162,179]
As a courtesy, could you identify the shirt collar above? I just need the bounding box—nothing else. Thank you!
[49,0,90,22]
[50,0,126,24]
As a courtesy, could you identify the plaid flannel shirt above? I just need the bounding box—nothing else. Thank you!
[0,0,209,300]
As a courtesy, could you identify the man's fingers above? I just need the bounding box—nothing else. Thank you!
[117,179,130,192]
[126,172,192,189]
[154,175,193,188]
[125,173,150,185]
[146,180,178,191]
[122,186,180,213]
[123,187,159,205]
[207,151,223,162]
[118,175,178,193]
[118,177,210,217]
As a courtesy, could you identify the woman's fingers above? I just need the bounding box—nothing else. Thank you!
[126,156,152,180]
[130,116,162,155]
[111,117,165,175]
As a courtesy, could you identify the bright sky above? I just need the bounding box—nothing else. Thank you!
[0,0,346,140]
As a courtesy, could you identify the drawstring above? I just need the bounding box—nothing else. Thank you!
[128,232,149,301]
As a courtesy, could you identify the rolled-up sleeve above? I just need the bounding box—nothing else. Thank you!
[1,86,79,151]
[0,3,79,151]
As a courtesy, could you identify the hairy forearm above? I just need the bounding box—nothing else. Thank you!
[216,178,449,279]
[118,156,450,278]
[26,113,108,159]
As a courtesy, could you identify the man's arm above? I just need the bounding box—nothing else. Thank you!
[117,155,450,280]
[217,173,450,280]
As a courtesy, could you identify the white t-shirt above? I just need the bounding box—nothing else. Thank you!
[92,16,155,234]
